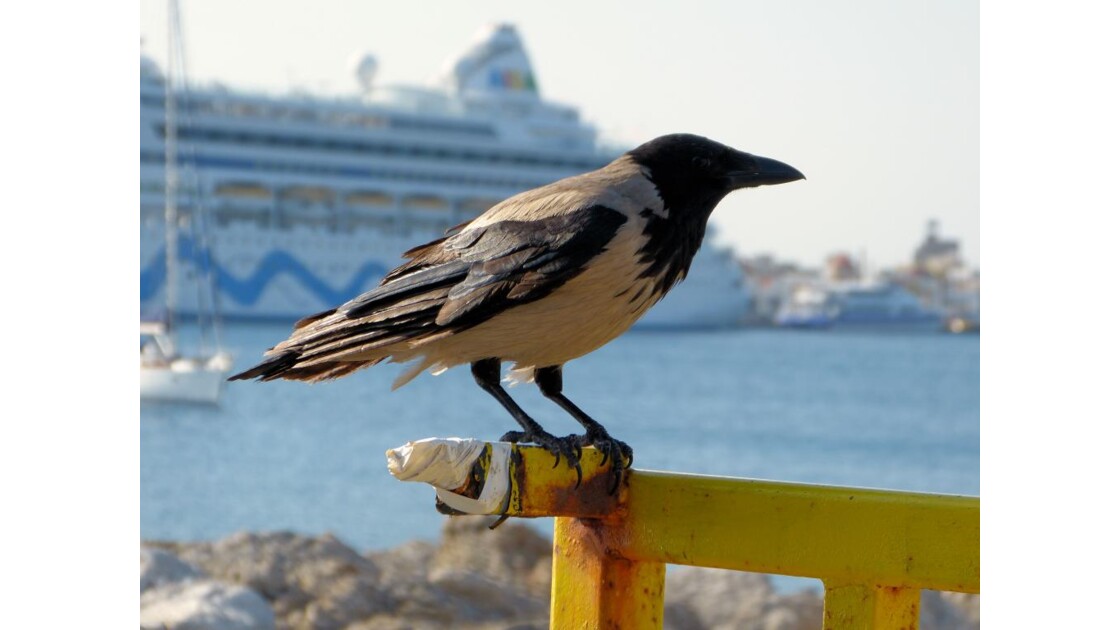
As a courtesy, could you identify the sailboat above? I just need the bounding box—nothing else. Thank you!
[140,0,232,404]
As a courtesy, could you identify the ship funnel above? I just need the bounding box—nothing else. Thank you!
[439,23,540,100]
[351,52,379,95]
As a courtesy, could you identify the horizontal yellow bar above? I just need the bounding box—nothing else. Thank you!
[505,445,624,519]
[416,443,979,598]
[608,470,979,593]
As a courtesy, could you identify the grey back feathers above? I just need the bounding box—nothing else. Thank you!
[345,206,627,328]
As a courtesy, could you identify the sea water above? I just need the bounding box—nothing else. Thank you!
[141,323,979,572]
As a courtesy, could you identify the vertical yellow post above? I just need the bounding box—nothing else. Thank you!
[551,516,666,630]
[822,583,921,629]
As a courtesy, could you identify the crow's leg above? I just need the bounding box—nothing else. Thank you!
[535,365,632,493]
[471,358,582,484]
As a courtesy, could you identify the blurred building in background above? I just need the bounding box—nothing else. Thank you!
[742,220,979,333]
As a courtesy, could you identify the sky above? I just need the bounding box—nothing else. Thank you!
[139,0,978,270]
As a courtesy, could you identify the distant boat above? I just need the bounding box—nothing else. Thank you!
[775,281,943,332]
[945,313,981,334]
[141,321,232,404]
[140,0,232,404]
[774,285,837,329]
[829,281,943,332]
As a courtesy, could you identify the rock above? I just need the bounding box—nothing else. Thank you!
[429,516,553,599]
[665,566,773,628]
[767,590,827,630]
[365,539,436,587]
[141,547,204,592]
[941,591,980,626]
[157,531,394,629]
[140,579,276,630]
[427,567,547,620]
[149,522,551,629]
[664,566,821,630]
[922,590,980,630]
[365,516,551,626]
[663,600,708,630]
[144,522,978,629]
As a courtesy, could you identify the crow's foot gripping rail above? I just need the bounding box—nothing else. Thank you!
[387,438,979,629]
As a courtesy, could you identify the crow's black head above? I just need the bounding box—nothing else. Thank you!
[628,134,803,296]
[628,133,804,219]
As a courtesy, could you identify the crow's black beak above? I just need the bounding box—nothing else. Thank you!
[727,153,805,189]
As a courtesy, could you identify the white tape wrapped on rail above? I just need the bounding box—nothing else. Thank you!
[385,437,512,514]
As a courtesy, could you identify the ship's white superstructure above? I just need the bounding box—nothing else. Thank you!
[140,24,749,327]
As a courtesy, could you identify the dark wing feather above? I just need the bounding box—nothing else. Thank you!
[229,205,627,382]
[342,258,470,319]
[433,206,627,327]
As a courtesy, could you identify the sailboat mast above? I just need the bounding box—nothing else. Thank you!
[163,0,180,330]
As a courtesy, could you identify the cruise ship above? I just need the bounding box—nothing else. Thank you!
[139,24,750,327]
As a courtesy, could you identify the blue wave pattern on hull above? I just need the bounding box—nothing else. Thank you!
[141,234,390,309]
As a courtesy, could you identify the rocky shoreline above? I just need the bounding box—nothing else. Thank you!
[141,517,978,630]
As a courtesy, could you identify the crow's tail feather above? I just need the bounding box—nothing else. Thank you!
[227,350,300,382]
[228,351,382,383]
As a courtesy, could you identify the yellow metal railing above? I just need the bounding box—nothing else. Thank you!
[389,441,980,629]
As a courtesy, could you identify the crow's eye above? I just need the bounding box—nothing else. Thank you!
[691,156,712,169]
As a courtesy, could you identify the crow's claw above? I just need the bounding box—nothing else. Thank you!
[559,431,632,495]
[593,436,629,495]
[535,433,581,486]
[501,428,582,485]
[619,441,634,469]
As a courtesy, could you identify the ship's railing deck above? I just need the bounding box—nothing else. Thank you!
[390,441,980,629]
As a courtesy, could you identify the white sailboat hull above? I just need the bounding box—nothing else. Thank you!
[140,354,233,404]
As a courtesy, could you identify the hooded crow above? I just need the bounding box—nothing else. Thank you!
[230,133,803,489]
